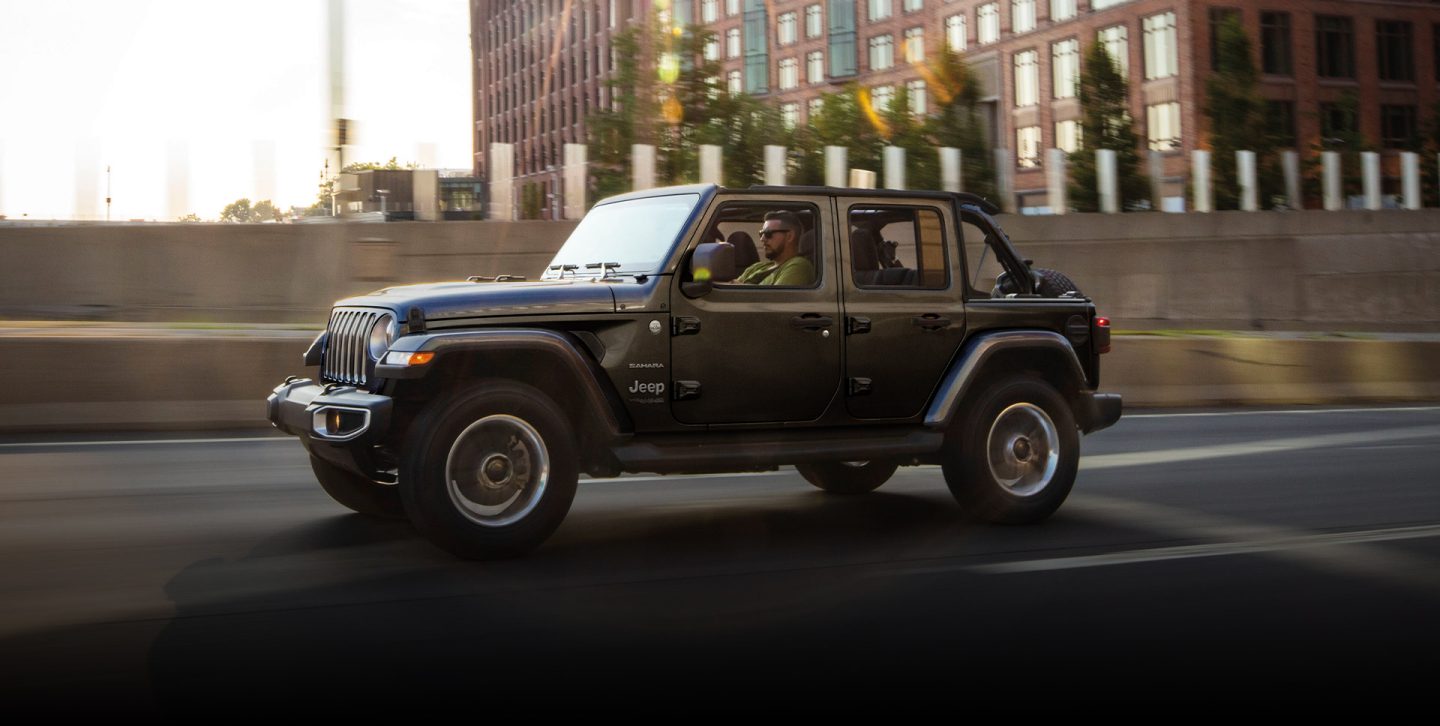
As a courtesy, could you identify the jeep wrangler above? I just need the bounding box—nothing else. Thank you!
[267,185,1121,559]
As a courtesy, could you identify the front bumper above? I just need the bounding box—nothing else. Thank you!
[1077,392,1123,434]
[266,377,393,445]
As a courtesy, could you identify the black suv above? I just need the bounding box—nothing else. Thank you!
[267,185,1121,558]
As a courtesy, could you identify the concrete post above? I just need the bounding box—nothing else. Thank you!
[1096,149,1118,214]
[995,148,1016,213]
[1362,151,1381,210]
[563,143,587,220]
[488,142,514,221]
[699,144,722,185]
[1192,150,1212,213]
[1148,150,1164,210]
[1281,150,1302,210]
[825,146,848,187]
[632,144,656,191]
[764,145,786,186]
[1237,150,1258,211]
[1401,151,1420,210]
[883,146,906,190]
[1322,151,1342,210]
[940,147,962,193]
[849,169,877,189]
[1045,148,1067,214]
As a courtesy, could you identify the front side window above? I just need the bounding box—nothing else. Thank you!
[711,202,823,288]
[848,205,948,290]
[546,194,701,277]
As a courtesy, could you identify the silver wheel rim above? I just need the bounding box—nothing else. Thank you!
[985,402,1059,497]
[840,461,870,468]
[445,414,550,527]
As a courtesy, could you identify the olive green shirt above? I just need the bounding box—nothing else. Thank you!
[733,256,816,286]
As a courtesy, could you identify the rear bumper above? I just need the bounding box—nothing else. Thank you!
[266,377,393,445]
[1077,392,1122,434]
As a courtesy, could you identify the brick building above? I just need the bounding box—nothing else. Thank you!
[473,0,1440,214]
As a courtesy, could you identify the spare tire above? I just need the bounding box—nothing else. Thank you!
[1035,268,1082,298]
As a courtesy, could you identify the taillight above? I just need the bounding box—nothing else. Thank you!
[1094,316,1112,354]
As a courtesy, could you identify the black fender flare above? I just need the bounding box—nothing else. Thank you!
[924,329,1090,430]
[376,328,628,441]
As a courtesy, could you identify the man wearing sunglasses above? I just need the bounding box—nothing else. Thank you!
[733,210,816,286]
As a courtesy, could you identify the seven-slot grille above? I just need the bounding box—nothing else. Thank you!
[321,307,386,386]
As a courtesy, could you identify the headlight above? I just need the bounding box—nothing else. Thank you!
[367,313,396,360]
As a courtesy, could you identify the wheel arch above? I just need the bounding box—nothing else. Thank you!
[925,330,1089,431]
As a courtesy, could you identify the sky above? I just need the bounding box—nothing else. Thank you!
[0,0,474,221]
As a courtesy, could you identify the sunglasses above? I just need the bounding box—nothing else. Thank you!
[758,228,794,239]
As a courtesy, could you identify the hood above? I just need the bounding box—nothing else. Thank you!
[337,279,617,321]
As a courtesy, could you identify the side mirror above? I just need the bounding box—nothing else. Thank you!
[681,242,735,298]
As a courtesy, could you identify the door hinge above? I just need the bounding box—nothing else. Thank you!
[848,377,872,396]
[846,316,871,335]
[672,316,701,336]
[673,380,702,400]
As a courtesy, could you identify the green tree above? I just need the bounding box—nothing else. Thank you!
[176,213,201,223]
[220,198,253,223]
[1205,15,1281,209]
[923,50,996,199]
[1068,43,1148,212]
[220,197,282,223]
[808,85,884,180]
[587,26,656,201]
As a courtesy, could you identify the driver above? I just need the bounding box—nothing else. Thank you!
[733,211,815,286]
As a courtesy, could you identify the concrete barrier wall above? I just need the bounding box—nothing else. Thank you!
[3,210,1438,330]
[2,332,1436,433]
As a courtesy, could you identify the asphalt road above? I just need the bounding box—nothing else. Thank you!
[2,406,1439,711]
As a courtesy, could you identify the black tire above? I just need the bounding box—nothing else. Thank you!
[400,381,578,559]
[942,376,1079,524]
[309,454,403,518]
[1034,268,1082,298]
[796,460,898,495]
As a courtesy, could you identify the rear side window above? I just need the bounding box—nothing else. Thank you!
[847,205,948,289]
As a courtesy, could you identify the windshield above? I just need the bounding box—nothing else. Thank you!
[542,193,699,279]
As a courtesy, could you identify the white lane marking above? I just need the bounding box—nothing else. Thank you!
[1127,405,1440,419]
[969,524,1440,574]
[0,436,292,450]
[1080,424,1440,471]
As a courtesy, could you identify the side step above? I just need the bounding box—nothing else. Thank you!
[611,426,944,475]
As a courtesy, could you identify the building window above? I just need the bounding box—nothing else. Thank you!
[780,58,800,89]
[1265,100,1296,147]
[808,50,825,83]
[1143,12,1177,80]
[702,0,718,23]
[1098,24,1128,76]
[946,15,967,52]
[1377,21,1414,82]
[1012,0,1035,35]
[1052,38,1078,99]
[978,3,1000,45]
[809,97,825,120]
[1208,7,1239,72]
[869,34,894,71]
[904,27,924,63]
[1055,119,1081,153]
[1146,101,1181,150]
[1016,126,1042,168]
[903,0,923,13]
[869,0,891,22]
[1320,102,1357,142]
[728,70,743,94]
[872,85,895,113]
[704,36,719,61]
[806,4,823,38]
[908,79,927,116]
[1091,0,1129,9]
[727,28,741,58]
[1013,49,1038,107]
[779,12,798,46]
[1261,12,1292,76]
[830,0,859,77]
[726,0,740,17]
[1381,105,1418,149]
[1315,16,1355,79]
[782,102,800,129]
[1050,0,1075,23]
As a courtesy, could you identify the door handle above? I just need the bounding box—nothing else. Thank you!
[791,314,834,331]
[911,314,951,331]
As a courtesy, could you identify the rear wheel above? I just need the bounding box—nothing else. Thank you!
[309,454,402,518]
[400,381,578,559]
[796,460,898,495]
[942,376,1078,523]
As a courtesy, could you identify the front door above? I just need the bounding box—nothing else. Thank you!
[669,196,841,425]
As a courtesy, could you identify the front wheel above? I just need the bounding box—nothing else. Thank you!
[400,381,579,559]
[942,376,1078,524]
[796,460,898,495]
